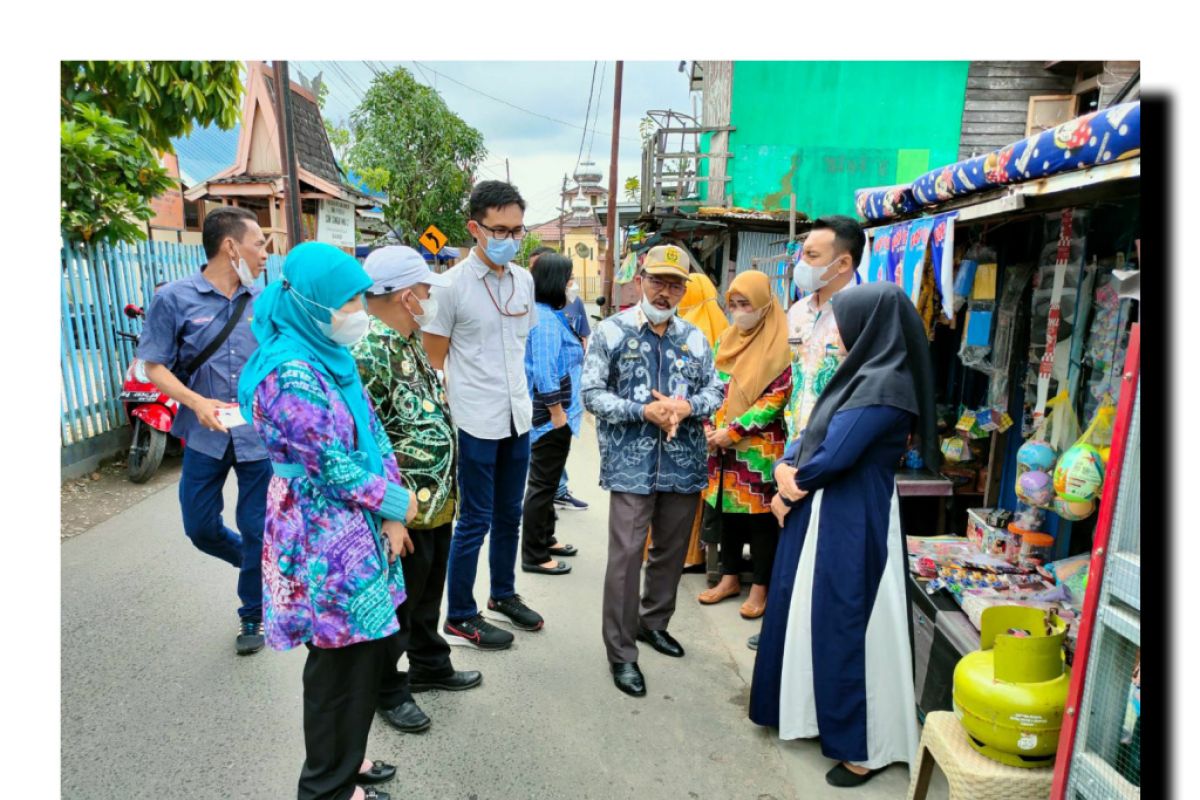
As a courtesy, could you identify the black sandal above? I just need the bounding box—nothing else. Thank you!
[825,763,884,788]
[358,760,396,785]
[548,544,578,557]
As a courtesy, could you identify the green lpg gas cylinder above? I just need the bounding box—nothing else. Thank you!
[952,605,1071,768]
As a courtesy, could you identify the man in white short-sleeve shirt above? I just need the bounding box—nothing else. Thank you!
[423,180,543,650]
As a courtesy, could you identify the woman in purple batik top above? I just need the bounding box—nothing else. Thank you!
[238,242,416,800]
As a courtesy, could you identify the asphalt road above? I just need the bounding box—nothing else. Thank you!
[61,421,945,799]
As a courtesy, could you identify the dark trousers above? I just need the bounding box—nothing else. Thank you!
[446,429,531,621]
[602,491,700,663]
[298,634,393,800]
[378,524,455,709]
[521,426,573,565]
[178,442,269,620]
[719,511,779,585]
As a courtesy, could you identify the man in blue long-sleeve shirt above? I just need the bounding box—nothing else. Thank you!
[581,245,724,697]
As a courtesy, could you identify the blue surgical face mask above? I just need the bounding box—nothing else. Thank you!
[484,236,520,265]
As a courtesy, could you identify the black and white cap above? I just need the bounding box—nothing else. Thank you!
[363,246,452,296]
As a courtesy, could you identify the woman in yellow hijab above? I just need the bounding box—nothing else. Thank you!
[679,272,729,346]
[697,270,792,618]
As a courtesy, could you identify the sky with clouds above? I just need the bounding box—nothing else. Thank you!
[290,60,696,227]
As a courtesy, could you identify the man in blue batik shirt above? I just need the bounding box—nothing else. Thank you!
[582,244,724,698]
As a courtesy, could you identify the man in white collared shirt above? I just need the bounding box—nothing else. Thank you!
[423,181,542,650]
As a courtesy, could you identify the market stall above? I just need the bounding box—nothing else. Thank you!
[850,102,1141,787]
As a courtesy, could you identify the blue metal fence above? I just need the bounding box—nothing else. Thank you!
[60,237,285,447]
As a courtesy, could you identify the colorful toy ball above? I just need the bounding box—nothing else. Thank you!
[1017,440,1058,474]
[1017,470,1055,507]
[1054,444,1105,502]
[1053,495,1096,521]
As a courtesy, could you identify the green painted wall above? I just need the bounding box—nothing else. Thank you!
[717,61,969,218]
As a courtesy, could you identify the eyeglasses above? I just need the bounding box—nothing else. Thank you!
[475,222,527,241]
[643,275,688,296]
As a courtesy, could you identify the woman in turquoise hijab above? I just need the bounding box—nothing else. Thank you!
[239,242,415,800]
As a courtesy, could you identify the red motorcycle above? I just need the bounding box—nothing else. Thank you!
[116,303,180,483]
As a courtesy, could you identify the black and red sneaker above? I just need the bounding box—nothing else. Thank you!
[486,594,545,631]
[443,614,514,650]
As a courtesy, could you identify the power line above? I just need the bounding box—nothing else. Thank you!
[410,60,641,146]
[587,61,607,164]
[574,61,598,175]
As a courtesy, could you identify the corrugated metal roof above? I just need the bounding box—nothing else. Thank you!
[735,230,792,307]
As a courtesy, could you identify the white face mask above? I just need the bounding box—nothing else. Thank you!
[731,307,765,331]
[231,248,256,288]
[640,292,677,325]
[329,309,370,345]
[566,283,580,305]
[292,288,370,346]
[793,256,842,294]
[409,293,439,329]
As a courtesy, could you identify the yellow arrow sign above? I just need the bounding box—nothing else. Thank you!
[419,224,448,255]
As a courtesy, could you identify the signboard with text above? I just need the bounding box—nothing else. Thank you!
[317,199,356,248]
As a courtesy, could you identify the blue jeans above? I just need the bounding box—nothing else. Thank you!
[446,429,531,621]
[556,467,570,499]
[179,443,269,620]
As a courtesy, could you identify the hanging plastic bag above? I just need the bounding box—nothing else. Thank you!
[1053,395,1116,507]
[1015,390,1078,507]
[958,246,999,370]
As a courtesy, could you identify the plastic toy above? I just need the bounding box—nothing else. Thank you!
[1017,470,1055,507]
[1017,440,1058,473]
[953,606,1071,767]
[1052,496,1096,521]
[1054,443,1105,502]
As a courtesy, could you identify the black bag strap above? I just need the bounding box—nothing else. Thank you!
[182,292,251,382]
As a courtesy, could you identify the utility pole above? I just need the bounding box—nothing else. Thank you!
[273,60,304,250]
[505,158,511,183]
[602,60,624,316]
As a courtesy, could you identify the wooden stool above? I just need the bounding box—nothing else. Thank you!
[908,711,1054,800]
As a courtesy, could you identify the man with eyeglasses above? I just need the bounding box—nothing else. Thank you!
[581,244,725,696]
[422,181,543,650]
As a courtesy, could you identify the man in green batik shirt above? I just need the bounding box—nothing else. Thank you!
[353,246,482,737]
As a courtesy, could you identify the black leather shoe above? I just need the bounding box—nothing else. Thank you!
[611,662,646,697]
[357,760,396,784]
[637,628,685,658]
[378,700,431,733]
[360,788,391,800]
[409,670,483,693]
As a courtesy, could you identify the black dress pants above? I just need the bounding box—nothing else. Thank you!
[719,511,780,585]
[298,633,393,800]
[521,425,572,566]
[378,523,455,709]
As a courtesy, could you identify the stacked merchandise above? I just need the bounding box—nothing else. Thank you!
[907,515,1090,664]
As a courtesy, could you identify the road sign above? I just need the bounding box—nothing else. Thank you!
[420,225,448,255]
